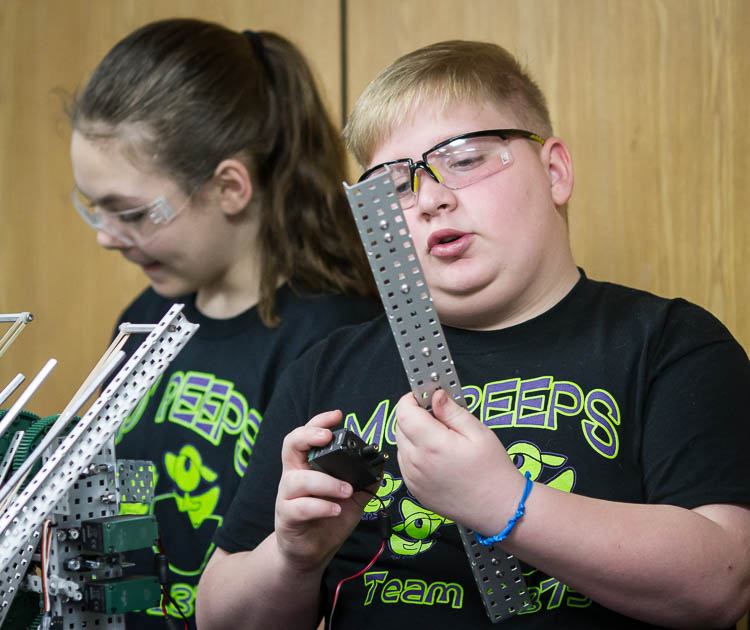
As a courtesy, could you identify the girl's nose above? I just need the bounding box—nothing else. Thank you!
[96,229,132,250]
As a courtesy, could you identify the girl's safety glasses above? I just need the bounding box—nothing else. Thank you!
[72,187,187,246]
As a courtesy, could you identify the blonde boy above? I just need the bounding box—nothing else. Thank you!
[198,41,750,629]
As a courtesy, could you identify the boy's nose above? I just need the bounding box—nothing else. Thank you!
[415,174,457,218]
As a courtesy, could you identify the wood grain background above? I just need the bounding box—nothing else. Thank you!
[1,0,747,412]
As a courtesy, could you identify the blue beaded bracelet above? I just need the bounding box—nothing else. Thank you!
[474,471,533,546]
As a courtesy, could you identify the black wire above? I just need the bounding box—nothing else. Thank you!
[361,488,386,512]
[163,588,190,629]
[155,532,190,630]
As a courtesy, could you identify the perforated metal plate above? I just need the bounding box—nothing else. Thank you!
[117,459,156,504]
[0,531,37,619]
[23,436,125,627]
[345,169,530,621]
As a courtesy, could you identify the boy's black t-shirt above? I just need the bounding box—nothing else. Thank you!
[113,284,380,629]
[215,272,750,629]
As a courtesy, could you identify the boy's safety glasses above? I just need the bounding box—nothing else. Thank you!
[72,187,187,246]
[358,129,545,210]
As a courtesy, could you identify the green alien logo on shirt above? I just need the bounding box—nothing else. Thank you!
[164,444,220,529]
[369,441,576,559]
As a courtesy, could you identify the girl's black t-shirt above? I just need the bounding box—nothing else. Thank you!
[114,284,381,629]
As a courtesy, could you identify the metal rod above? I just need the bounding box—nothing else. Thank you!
[0,431,24,487]
[0,359,57,442]
[0,312,33,323]
[118,323,156,334]
[61,331,129,418]
[0,373,25,407]
[0,321,24,359]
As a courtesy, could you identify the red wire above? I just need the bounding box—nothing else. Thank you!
[328,540,385,630]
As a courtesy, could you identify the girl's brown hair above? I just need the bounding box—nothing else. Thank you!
[70,18,375,325]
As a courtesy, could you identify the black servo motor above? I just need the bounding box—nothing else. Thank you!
[307,429,388,491]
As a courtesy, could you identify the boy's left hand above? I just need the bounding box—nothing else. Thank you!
[395,389,527,535]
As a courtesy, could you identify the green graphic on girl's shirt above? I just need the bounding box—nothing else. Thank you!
[164,444,220,530]
[117,368,265,624]
[121,442,223,576]
[117,370,263,477]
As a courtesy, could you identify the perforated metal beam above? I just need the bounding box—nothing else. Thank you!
[345,170,530,622]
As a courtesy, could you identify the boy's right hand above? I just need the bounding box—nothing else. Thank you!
[274,410,369,572]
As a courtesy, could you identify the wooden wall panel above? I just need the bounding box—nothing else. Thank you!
[1,1,748,412]
[346,0,749,352]
[345,5,748,625]
[0,0,342,416]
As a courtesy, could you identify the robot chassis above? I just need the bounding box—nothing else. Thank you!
[0,305,198,629]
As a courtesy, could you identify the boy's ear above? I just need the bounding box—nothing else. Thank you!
[541,137,574,207]
[212,158,253,216]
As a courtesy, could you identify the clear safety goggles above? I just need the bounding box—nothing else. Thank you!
[72,186,185,246]
[358,129,545,210]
